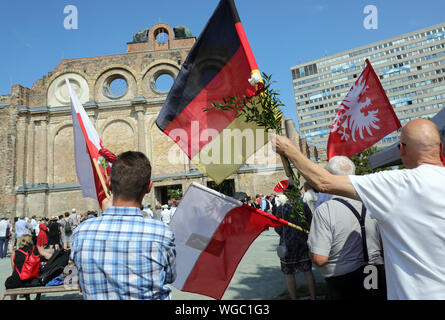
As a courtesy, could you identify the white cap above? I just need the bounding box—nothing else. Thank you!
[72,208,76,213]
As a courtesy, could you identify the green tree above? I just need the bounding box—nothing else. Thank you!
[350,146,392,175]
[167,186,183,200]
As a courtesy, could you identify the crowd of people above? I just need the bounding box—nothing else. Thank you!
[141,201,179,224]
[0,209,100,259]
[1,118,444,301]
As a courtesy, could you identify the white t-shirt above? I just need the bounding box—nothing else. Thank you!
[0,220,11,237]
[349,164,445,300]
[30,219,39,236]
[143,208,154,219]
[161,209,172,224]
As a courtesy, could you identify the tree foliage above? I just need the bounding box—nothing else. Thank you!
[350,146,392,175]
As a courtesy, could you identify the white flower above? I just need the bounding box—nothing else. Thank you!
[248,71,262,86]
[98,156,104,165]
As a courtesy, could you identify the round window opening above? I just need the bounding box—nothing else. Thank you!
[155,73,174,93]
[103,75,128,99]
[155,28,169,44]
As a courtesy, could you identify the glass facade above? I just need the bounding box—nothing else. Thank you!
[291,23,445,150]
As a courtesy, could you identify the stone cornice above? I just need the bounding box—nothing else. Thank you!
[14,96,165,117]
[15,165,287,194]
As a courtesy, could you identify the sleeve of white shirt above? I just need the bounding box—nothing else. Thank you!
[349,169,409,223]
[307,204,332,257]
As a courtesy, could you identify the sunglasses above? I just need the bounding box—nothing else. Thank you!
[398,142,407,150]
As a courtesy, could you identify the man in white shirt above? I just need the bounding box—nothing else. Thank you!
[161,205,172,224]
[169,201,179,219]
[70,208,81,228]
[30,215,39,236]
[14,216,30,240]
[0,216,12,259]
[143,204,154,219]
[272,119,445,300]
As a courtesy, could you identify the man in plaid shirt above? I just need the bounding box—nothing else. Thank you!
[71,151,176,300]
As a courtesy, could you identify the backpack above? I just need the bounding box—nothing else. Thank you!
[64,219,72,234]
[38,249,71,285]
[15,246,41,281]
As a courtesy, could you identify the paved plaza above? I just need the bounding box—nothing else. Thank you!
[0,228,325,300]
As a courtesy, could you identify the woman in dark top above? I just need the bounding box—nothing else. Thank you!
[47,216,61,251]
[5,234,52,299]
[274,195,316,300]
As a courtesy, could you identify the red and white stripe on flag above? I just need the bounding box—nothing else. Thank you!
[170,182,285,300]
[327,59,401,160]
[67,79,108,207]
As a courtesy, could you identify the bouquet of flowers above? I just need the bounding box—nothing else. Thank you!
[205,72,309,232]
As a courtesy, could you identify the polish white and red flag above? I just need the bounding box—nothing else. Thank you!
[170,182,287,300]
[67,79,114,209]
[327,59,401,159]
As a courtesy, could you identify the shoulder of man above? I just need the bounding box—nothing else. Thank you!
[314,196,362,218]
[141,218,176,245]
[325,196,363,211]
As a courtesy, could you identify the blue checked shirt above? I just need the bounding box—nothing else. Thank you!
[71,206,176,300]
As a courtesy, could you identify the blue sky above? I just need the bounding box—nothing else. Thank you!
[1,0,445,130]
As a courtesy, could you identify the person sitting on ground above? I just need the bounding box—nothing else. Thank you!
[71,151,176,300]
[4,234,53,299]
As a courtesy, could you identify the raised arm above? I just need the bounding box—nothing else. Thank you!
[271,133,361,201]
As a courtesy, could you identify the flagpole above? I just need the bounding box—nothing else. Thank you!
[92,158,111,199]
[286,222,309,234]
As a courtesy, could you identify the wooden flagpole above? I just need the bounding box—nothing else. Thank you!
[92,158,111,199]
[286,221,309,234]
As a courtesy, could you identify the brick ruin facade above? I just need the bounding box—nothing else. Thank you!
[0,23,326,218]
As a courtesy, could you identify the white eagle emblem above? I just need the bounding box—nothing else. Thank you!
[330,75,380,142]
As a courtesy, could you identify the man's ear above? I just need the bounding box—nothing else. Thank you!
[106,176,112,192]
[146,180,153,194]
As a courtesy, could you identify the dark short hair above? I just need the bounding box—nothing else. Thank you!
[111,151,152,201]
[64,212,70,217]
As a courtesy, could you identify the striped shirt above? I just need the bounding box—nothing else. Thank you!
[71,206,176,300]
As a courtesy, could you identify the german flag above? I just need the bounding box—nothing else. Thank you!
[156,0,267,184]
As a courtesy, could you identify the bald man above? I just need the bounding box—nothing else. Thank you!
[272,119,445,300]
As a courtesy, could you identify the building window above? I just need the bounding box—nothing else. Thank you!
[103,75,128,99]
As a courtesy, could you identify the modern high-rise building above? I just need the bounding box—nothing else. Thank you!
[291,22,445,150]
